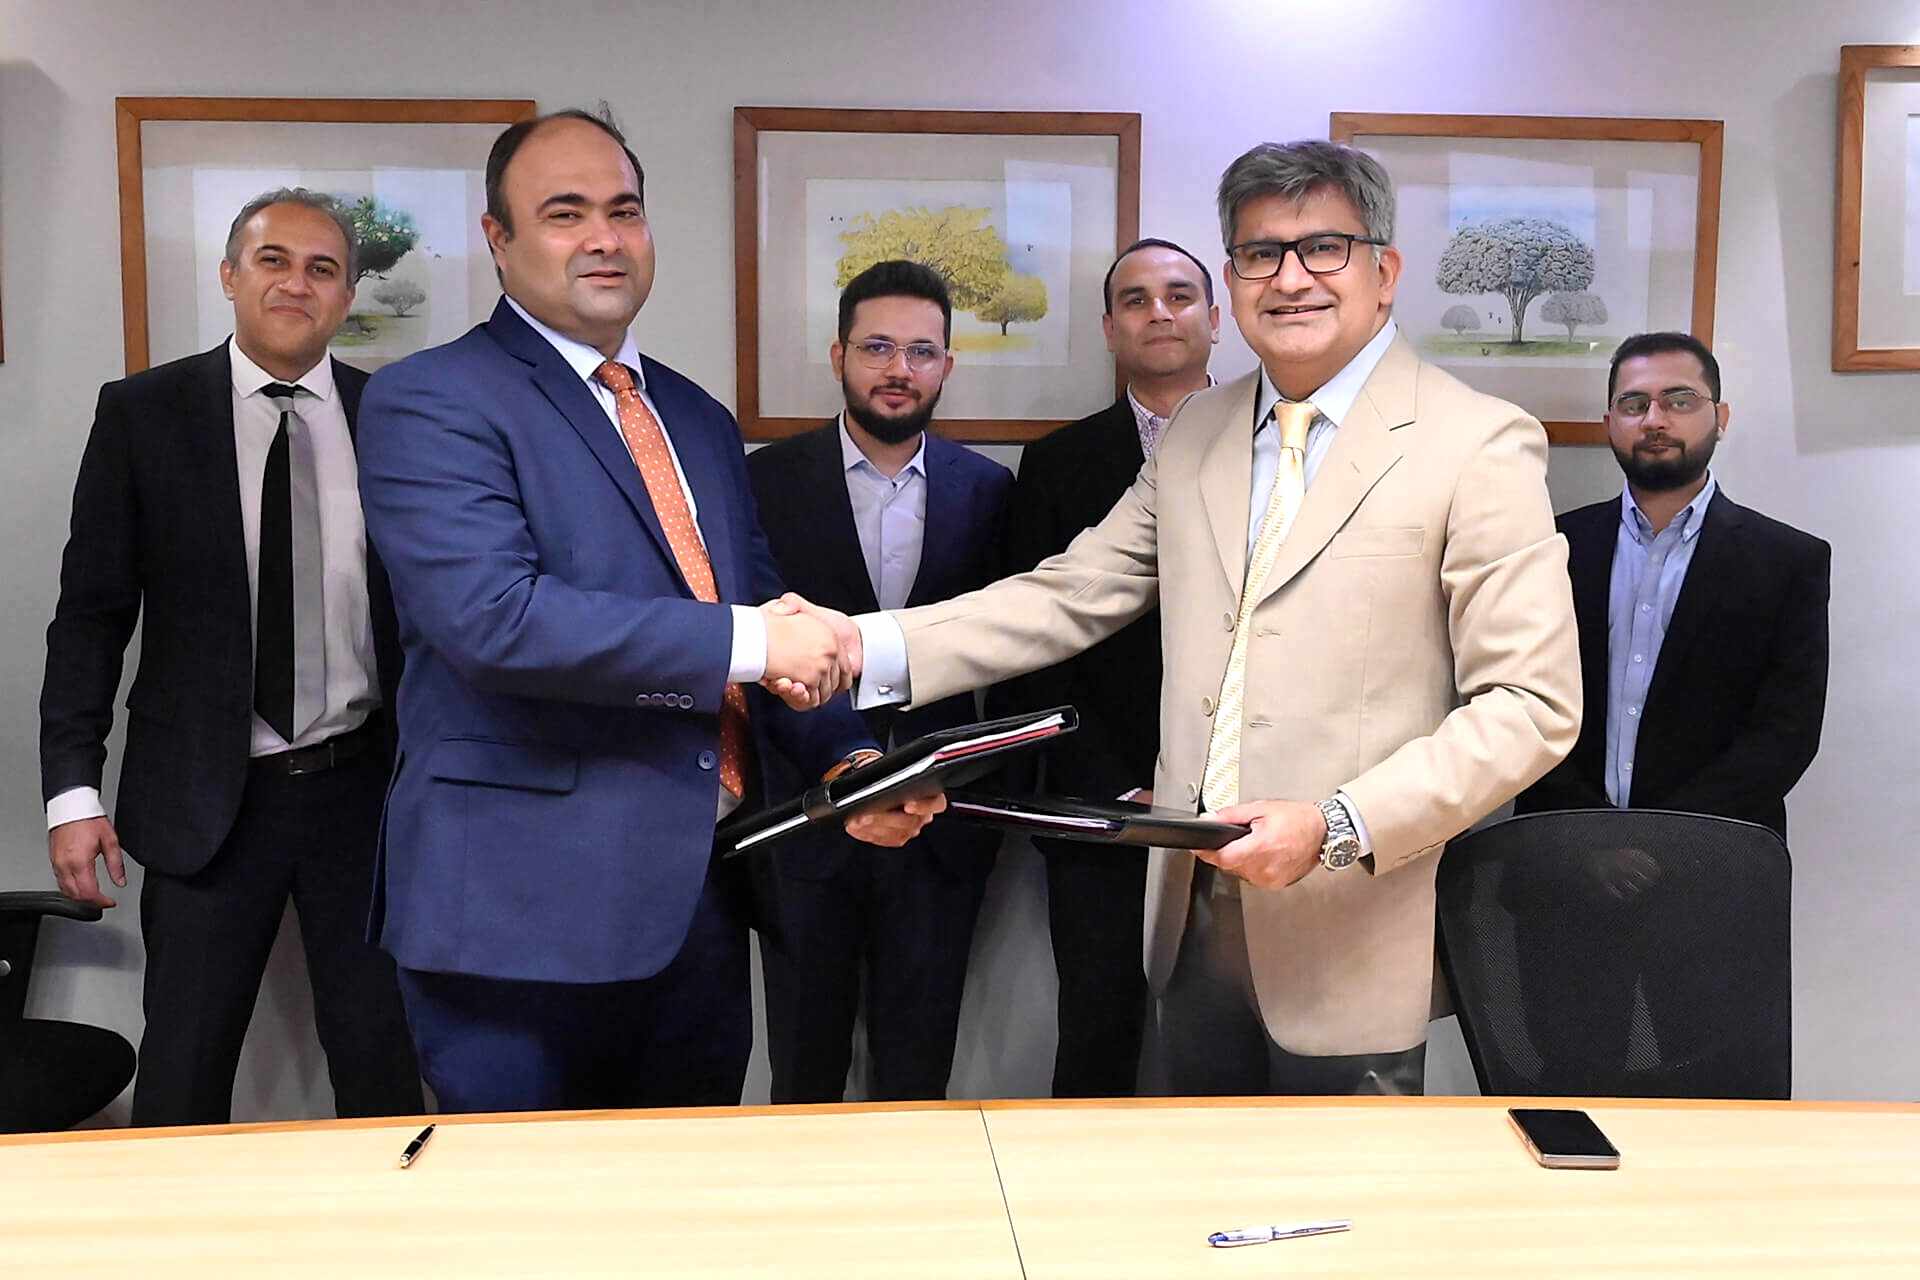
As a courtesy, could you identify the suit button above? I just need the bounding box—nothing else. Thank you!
[697,750,716,771]
[634,694,647,706]
[677,694,694,709]
[1201,696,1215,716]
[1185,783,1198,803]
[1223,612,1235,632]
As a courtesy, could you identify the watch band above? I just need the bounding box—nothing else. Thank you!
[822,748,884,784]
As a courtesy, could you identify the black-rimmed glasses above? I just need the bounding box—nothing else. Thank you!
[848,338,946,373]
[1227,233,1386,280]
[1610,389,1715,419]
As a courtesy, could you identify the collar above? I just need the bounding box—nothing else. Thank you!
[1126,373,1216,425]
[837,412,927,480]
[505,295,645,391]
[1621,470,1717,545]
[228,335,337,402]
[1254,318,1398,430]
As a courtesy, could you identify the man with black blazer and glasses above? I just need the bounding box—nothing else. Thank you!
[39,189,421,1126]
[747,260,1012,1102]
[991,238,1219,1097]
[1513,331,1829,1092]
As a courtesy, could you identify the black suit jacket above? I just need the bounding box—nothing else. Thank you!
[988,399,1162,800]
[1516,488,1829,839]
[748,421,1012,883]
[40,342,401,877]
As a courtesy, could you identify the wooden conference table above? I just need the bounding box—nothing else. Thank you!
[4,1096,1918,1276]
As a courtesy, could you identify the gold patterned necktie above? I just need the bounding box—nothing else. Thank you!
[1200,399,1316,812]
[595,360,750,798]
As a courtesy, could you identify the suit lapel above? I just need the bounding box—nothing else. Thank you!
[907,435,958,609]
[1645,488,1740,711]
[808,423,881,614]
[1199,372,1261,597]
[189,344,250,595]
[486,302,689,594]
[1253,340,1409,606]
[643,356,741,599]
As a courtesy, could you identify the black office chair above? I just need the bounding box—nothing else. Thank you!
[1435,809,1791,1099]
[0,892,138,1133]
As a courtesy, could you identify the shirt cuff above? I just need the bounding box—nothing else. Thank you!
[852,612,911,709]
[727,604,767,684]
[1333,789,1374,858]
[48,786,107,830]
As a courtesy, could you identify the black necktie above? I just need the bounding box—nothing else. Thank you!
[254,382,320,742]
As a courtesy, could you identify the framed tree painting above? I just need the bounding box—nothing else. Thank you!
[1834,45,1920,372]
[116,96,536,375]
[1331,113,1723,444]
[735,107,1140,442]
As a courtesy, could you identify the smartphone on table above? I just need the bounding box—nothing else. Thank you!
[1508,1108,1621,1170]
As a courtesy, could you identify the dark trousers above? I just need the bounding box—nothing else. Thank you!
[396,870,752,1113]
[1148,867,1426,1097]
[1039,836,1148,1097]
[760,853,988,1103]
[132,748,421,1127]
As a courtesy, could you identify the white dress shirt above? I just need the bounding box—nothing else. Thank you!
[503,297,767,682]
[838,415,927,612]
[48,338,383,831]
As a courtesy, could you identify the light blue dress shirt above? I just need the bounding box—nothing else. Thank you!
[1605,472,1718,806]
[837,415,927,612]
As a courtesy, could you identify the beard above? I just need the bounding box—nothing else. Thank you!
[844,374,943,445]
[1614,431,1716,492]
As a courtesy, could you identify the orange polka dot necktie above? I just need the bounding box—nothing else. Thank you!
[595,360,750,798]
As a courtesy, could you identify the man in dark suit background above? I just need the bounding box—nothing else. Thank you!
[992,238,1218,1097]
[356,111,935,1115]
[1513,331,1828,1092]
[748,260,1012,1102]
[40,189,421,1126]
[1517,331,1829,838]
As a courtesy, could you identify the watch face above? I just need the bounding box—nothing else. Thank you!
[1322,837,1362,869]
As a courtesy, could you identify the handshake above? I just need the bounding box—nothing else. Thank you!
[757,593,866,711]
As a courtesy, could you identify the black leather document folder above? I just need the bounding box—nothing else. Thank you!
[718,706,1078,856]
[942,792,1250,850]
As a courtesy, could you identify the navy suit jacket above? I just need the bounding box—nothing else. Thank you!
[356,301,871,984]
[1516,488,1830,840]
[40,343,401,877]
[747,421,1011,886]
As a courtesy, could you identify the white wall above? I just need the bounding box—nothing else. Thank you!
[4,0,1916,1121]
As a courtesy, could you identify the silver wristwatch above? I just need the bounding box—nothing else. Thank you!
[1316,798,1363,871]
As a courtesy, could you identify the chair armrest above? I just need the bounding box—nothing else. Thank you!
[0,892,105,925]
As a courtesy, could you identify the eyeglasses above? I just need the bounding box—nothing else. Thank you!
[1226,233,1386,280]
[1610,389,1715,419]
[848,338,946,373]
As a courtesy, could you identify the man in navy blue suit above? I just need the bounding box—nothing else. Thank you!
[748,261,1012,1101]
[356,109,938,1113]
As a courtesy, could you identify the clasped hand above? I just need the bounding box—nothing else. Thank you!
[757,593,864,710]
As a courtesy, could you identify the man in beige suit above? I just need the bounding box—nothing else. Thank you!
[781,140,1580,1094]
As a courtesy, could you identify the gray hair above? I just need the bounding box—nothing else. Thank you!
[224,187,359,281]
[1216,140,1396,250]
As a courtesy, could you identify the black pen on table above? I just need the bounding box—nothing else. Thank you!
[398,1123,436,1169]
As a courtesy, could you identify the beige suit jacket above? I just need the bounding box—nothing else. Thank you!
[893,334,1580,1055]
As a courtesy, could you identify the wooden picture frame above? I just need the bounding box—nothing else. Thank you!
[1331,112,1723,444]
[115,96,536,374]
[734,107,1140,443]
[1833,45,1920,372]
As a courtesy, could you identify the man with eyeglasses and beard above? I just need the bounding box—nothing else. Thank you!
[746,260,1012,1102]
[1518,331,1829,839]
[1510,333,1827,1094]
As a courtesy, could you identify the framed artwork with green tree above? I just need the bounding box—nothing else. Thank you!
[1331,113,1722,445]
[115,96,536,375]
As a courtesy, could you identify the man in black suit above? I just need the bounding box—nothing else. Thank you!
[1513,331,1828,1092]
[748,260,1012,1102]
[991,238,1219,1097]
[1517,331,1829,838]
[40,190,421,1126]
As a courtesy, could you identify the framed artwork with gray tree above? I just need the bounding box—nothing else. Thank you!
[734,107,1140,442]
[115,96,536,375]
[1331,113,1723,444]
[1833,45,1920,371]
